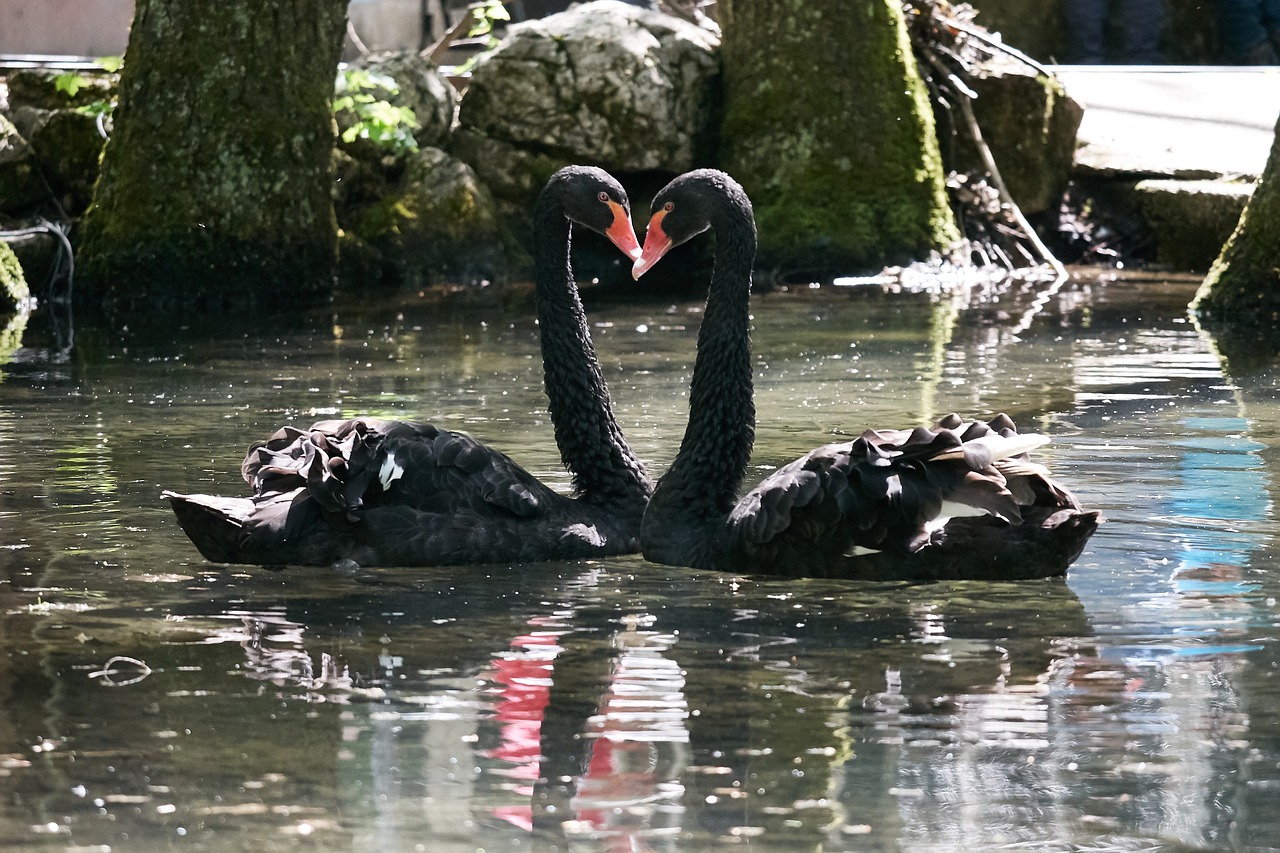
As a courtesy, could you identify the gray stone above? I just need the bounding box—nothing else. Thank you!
[448,128,566,211]
[457,0,720,206]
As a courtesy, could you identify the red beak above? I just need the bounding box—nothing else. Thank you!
[603,200,642,260]
[632,210,673,280]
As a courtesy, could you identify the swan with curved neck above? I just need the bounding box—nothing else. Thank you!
[165,166,653,567]
[631,169,1098,580]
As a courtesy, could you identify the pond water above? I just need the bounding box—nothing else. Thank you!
[1,272,1278,852]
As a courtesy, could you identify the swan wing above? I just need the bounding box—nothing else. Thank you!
[243,418,553,520]
[723,415,1037,561]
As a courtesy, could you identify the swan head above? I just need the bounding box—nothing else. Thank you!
[632,169,750,279]
[545,165,642,260]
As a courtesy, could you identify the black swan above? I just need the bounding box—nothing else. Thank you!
[165,166,653,567]
[630,169,1099,580]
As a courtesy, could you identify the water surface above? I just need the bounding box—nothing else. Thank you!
[1,273,1277,851]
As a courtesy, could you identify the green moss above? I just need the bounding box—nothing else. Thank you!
[345,148,503,282]
[719,0,957,272]
[1193,113,1280,326]
[0,242,30,307]
[77,0,348,310]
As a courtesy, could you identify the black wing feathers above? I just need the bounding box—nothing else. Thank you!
[723,414,1066,564]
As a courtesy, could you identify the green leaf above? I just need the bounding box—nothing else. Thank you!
[74,100,113,118]
[54,72,88,97]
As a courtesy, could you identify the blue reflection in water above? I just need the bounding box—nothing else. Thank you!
[837,322,1279,851]
[1047,363,1272,849]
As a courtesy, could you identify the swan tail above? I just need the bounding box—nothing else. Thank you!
[163,491,258,564]
[163,488,339,566]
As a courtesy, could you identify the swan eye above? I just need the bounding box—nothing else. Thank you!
[663,202,674,212]
[597,191,609,203]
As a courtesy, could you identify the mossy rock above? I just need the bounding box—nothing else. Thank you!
[0,241,30,308]
[6,68,117,111]
[0,113,47,213]
[448,127,568,210]
[1135,179,1253,272]
[9,106,106,213]
[946,65,1083,215]
[0,307,30,377]
[719,0,957,271]
[333,148,396,220]
[349,146,506,283]
[340,51,457,153]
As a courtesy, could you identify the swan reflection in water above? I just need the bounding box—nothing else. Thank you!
[182,565,1130,849]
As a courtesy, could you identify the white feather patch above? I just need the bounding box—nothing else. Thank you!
[844,544,883,557]
[379,454,405,490]
[932,433,1050,462]
[939,499,991,519]
[924,500,992,535]
[562,523,606,547]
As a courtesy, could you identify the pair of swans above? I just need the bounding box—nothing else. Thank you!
[166,167,1098,580]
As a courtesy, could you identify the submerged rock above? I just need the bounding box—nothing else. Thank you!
[456,0,720,207]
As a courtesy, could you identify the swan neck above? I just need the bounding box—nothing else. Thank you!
[647,211,756,548]
[532,200,651,507]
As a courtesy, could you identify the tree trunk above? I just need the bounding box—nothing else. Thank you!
[77,0,348,311]
[1192,111,1280,326]
[718,0,958,273]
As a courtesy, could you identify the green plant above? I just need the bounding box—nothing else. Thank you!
[457,0,511,74]
[54,56,122,118]
[467,0,510,40]
[53,71,90,97]
[334,69,420,155]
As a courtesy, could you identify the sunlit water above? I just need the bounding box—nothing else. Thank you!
[1,273,1278,852]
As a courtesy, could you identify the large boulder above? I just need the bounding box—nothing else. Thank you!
[456,0,720,209]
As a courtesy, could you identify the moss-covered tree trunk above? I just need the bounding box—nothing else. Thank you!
[718,0,958,272]
[1192,111,1280,326]
[77,0,348,310]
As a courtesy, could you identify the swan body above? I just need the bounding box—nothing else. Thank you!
[167,418,642,566]
[166,166,653,567]
[631,169,1098,581]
